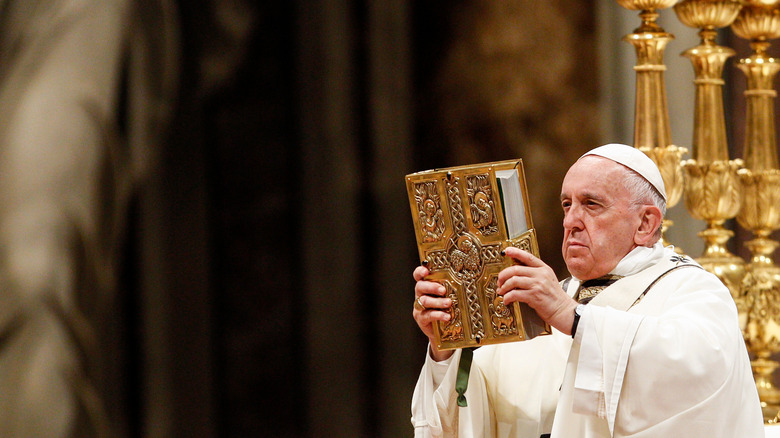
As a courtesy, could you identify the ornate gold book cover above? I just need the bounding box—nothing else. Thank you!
[406,159,551,351]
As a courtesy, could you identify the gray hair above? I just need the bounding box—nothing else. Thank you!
[622,167,666,238]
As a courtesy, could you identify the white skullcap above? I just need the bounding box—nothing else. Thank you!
[580,143,667,201]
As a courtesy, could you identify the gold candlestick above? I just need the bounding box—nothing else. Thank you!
[618,0,687,252]
[733,1,780,170]
[738,170,780,423]
[675,0,745,296]
[731,0,780,423]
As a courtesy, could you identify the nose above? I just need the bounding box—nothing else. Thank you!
[563,203,583,230]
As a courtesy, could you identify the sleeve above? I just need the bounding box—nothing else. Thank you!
[411,346,493,438]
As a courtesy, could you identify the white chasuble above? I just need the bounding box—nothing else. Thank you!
[411,243,764,437]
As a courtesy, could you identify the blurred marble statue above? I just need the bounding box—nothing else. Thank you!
[0,0,178,436]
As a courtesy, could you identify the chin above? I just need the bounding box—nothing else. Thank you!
[564,261,589,280]
[565,258,605,280]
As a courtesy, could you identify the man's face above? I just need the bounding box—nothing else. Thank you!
[560,156,642,280]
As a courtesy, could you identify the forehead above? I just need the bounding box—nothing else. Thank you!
[561,156,628,197]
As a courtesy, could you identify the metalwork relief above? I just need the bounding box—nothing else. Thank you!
[509,233,534,253]
[467,173,498,236]
[485,276,517,336]
[439,282,464,342]
[446,175,466,234]
[448,234,487,341]
[406,160,550,350]
[426,249,450,272]
[414,181,446,242]
[450,235,483,280]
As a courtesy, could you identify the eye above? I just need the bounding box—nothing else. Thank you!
[561,200,571,211]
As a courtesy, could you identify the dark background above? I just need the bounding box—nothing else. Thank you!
[152,1,598,437]
[66,0,777,437]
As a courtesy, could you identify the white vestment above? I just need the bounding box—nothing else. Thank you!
[411,243,764,437]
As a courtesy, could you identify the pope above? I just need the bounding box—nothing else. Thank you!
[411,144,764,437]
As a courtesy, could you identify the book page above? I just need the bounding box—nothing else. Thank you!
[496,169,528,239]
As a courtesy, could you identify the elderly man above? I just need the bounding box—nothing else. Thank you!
[411,144,764,437]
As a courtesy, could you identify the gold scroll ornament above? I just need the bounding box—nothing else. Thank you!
[406,159,551,351]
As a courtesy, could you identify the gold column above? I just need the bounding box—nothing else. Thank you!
[617,0,687,251]
[731,0,780,423]
[675,0,745,295]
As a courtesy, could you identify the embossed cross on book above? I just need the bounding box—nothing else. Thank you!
[406,159,551,350]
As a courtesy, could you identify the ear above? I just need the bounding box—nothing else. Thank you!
[634,205,663,247]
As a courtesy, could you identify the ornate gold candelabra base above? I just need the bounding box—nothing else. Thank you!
[738,169,780,423]
[742,255,780,422]
[753,355,780,422]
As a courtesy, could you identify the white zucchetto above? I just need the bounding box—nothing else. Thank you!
[580,143,667,202]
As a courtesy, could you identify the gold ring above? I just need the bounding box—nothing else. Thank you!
[414,296,426,311]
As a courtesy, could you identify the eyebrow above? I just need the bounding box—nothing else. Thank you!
[560,191,608,203]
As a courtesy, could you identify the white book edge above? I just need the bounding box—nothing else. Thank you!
[495,169,528,239]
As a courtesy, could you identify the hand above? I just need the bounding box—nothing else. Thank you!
[413,265,454,361]
[497,247,578,335]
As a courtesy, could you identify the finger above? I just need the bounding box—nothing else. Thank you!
[415,280,447,297]
[501,279,545,307]
[424,310,452,323]
[497,264,536,288]
[417,295,452,310]
[497,274,535,297]
[500,288,525,306]
[503,247,545,268]
[414,307,452,323]
[413,265,430,281]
